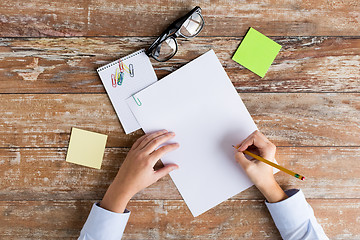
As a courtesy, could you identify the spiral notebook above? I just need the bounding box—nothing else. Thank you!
[97,49,157,134]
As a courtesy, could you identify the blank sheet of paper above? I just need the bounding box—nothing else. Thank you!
[97,49,157,134]
[66,128,107,169]
[126,50,258,217]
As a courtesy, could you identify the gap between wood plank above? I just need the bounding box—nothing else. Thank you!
[1,91,360,94]
[0,146,359,149]
[1,198,359,203]
[1,35,360,39]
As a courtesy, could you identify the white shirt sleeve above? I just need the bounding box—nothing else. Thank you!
[265,189,328,240]
[78,203,130,240]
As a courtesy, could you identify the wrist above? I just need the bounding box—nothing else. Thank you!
[112,177,136,200]
[100,182,133,213]
[256,180,288,203]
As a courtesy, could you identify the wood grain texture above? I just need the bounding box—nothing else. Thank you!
[0,37,359,93]
[1,0,360,37]
[1,199,359,239]
[0,147,359,201]
[0,93,359,148]
[1,0,359,238]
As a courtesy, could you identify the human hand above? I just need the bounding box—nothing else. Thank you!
[100,130,179,213]
[234,130,287,203]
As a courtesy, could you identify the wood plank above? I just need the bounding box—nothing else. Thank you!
[0,93,359,148]
[1,37,360,93]
[0,199,359,239]
[1,147,359,200]
[1,0,360,37]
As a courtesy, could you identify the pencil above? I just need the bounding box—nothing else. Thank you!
[232,145,305,181]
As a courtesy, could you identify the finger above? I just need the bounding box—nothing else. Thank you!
[235,152,252,170]
[137,129,168,149]
[258,141,276,161]
[150,143,180,163]
[131,134,147,150]
[142,132,175,154]
[238,133,256,151]
[154,164,179,180]
[253,131,271,146]
[239,130,269,151]
[236,130,257,151]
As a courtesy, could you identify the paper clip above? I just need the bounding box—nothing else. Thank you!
[123,63,129,73]
[132,95,142,106]
[129,64,134,77]
[111,74,117,88]
[118,72,124,85]
[119,60,125,73]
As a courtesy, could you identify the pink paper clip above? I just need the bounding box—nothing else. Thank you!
[119,60,124,73]
[111,74,117,88]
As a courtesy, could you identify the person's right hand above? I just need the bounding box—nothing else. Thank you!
[234,130,288,203]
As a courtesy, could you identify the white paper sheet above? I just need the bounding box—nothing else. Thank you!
[126,50,259,217]
[97,49,157,134]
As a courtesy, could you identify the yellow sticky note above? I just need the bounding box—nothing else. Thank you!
[66,128,108,169]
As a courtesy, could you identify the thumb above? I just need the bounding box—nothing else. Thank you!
[235,152,252,171]
[155,164,179,180]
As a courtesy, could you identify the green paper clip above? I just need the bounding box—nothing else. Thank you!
[132,95,142,106]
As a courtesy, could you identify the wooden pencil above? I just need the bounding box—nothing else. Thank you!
[232,145,305,181]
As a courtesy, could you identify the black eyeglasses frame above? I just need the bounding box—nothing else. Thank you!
[145,6,204,62]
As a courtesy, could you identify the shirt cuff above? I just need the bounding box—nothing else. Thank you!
[80,203,130,240]
[265,189,311,231]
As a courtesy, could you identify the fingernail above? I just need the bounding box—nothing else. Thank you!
[169,132,175,136]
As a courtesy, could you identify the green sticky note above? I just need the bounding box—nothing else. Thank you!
[232,27,281,78]
[66,128,108,169]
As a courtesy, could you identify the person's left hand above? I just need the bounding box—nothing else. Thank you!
[100,130,179,213]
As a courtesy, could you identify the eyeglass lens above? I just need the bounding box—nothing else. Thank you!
[179,12,204,37]
[152,38,177,61]
[152,11,203,61]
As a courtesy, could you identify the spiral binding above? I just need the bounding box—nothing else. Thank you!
[97,49,145,72]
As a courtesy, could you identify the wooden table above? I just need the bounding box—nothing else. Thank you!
[1,1,359,239]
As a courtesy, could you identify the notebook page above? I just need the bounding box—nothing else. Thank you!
[97,49,157,134]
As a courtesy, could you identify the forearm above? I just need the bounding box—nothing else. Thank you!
[265,189,328,240]
[78,203,130,240]
[100,179,133,214]
[256,179,288,203]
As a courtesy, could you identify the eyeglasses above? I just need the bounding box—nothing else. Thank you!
[146,6,205,62]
